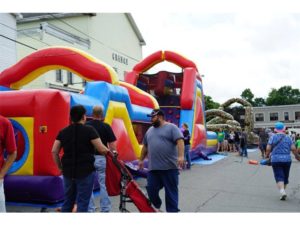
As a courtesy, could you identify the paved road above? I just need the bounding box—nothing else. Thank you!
[6,149,300,212]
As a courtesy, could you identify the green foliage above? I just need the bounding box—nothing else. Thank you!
[240,86,300,106]
[241,88,254,105]
[204,95,220,110]
[265,86,300,105]
[253,97,266,107]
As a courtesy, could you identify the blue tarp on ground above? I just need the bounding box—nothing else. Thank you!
[192,153,227,165]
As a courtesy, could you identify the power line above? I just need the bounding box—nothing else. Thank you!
[48,13,141,63]
[0,34,37,50]
[1,13,142,64]
[0,22,51,47]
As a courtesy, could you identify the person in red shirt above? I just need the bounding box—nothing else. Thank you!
[0,115,17,212]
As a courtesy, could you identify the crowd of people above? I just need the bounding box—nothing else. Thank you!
[265,122,300,200]
[0,106,188,213]
[2,106,300,212]
[217,122,300,201]
[217,128,248,156]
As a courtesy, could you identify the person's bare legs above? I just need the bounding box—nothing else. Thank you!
[277,181,287,200]
[223,141,228,152]
[217,142,221,152]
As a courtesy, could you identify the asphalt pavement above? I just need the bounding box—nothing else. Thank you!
[6,148,300,213]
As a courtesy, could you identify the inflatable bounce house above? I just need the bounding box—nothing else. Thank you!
[0,47,217,205]
[125,51,217,158]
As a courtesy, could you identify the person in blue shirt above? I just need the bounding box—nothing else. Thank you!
[266,122,300,201]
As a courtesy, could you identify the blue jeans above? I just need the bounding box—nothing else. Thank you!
[88,155,111,212]
[259,143,267,157]
[62,171,95,212]
[241,146,248,157]
[235,141,240,153]
[146,169,179,212]
[184,145,191,169]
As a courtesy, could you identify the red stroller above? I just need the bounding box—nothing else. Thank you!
[105,151,156,212]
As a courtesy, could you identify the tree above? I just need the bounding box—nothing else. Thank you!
[204,95,220,110]
[266,86,300,106]
[253,97,266,107]
[241,88,254,105]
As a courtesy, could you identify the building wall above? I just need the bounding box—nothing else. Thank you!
[88,13,142,79]
[16,13,143,92]
[253,104,300,129]
[0,13,17,72]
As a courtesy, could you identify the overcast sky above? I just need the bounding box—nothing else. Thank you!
[4,0,300,105]
[132,12,300,104]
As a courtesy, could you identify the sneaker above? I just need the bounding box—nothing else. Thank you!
[280,190,287,201]
[155,208,164,212]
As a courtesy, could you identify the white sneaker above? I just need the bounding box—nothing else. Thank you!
[155,208,164,212]
[280,190,287,201]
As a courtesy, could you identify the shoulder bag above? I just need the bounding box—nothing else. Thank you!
[266,135,285,166]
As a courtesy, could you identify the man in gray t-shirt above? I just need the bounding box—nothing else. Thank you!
[138,109,184,212]
[143,123,183,170]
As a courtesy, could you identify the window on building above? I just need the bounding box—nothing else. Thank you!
[56,70,63,83]
[295,111,300,120]
[82,79,87,87]
[284,112,289,121]
[113,67,118,74]
[67,71,73,85]
[270,112,278,121]
[255,113,264,122]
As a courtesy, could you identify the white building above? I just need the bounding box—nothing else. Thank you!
[0,13,22,72]
[253,104,300,129]
[16,13,145,92]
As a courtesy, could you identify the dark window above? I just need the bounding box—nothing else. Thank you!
[284,112,289,121]
[295,111,300,120]
[67,71,73,85]
[82,79,87,87]
[113,67,118,74]
[255,113,264,122]
[270,112,278,121]
[56,70,62,82]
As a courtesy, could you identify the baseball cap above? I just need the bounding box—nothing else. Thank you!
[147,109,164,117]
[274,122,286,133]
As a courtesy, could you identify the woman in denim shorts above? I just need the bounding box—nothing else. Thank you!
[266,122,300,200]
